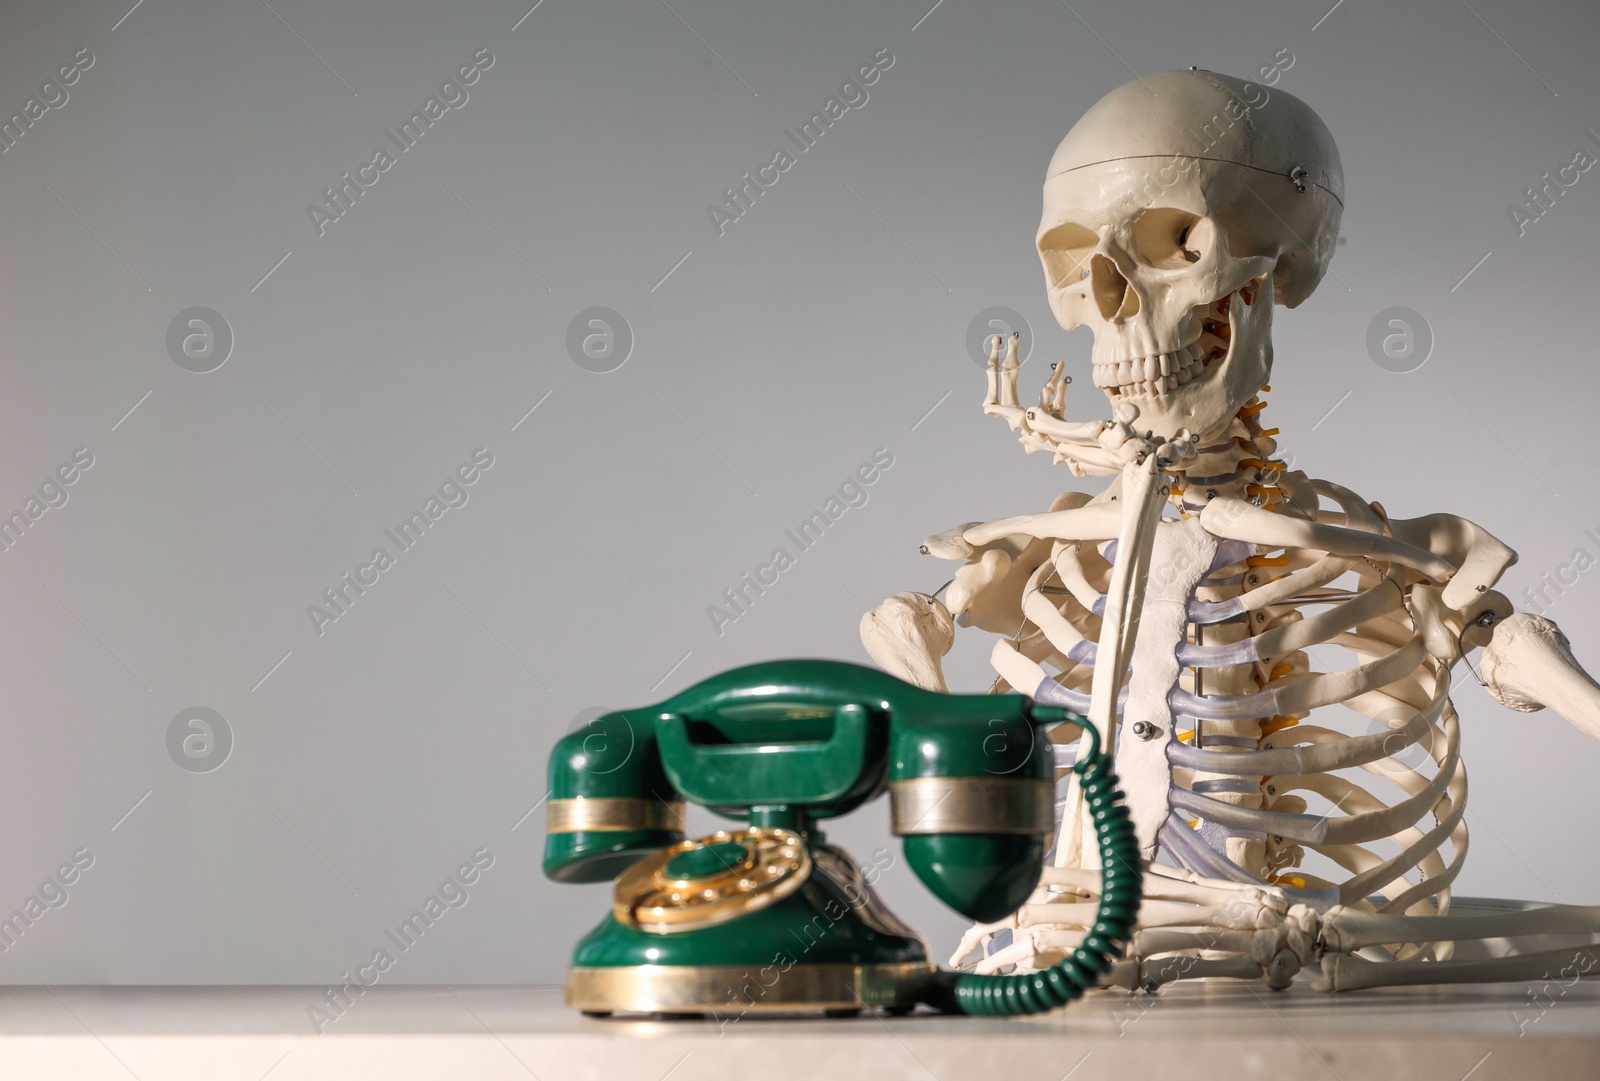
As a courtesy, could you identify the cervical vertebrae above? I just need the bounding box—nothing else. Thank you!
[864,69,1600,997]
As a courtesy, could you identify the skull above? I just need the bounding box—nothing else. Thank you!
[1038,70,1344,440]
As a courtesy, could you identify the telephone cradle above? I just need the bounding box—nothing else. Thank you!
[543,659,1142,1017]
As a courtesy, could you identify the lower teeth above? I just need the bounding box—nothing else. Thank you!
[1102,331,1228,392]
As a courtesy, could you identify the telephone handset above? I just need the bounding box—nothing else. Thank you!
[543,659,1140,1017]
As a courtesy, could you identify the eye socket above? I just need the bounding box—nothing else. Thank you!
[1130,208,1210,270]
[1038,223,1098,290]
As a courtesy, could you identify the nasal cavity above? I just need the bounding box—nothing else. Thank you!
[1091,253,1140,321]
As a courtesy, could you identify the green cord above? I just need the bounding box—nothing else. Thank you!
[943,717,1143,1015]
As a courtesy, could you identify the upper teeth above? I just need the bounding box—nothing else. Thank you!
[1092,341,1210,396]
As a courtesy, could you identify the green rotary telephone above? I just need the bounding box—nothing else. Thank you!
[543,659,1141,1017]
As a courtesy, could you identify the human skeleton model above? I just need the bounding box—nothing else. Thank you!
[862,70,1600,992]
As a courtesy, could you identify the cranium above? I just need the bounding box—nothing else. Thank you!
[1038,69,1344,440]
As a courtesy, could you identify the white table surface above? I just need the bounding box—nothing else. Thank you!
[2,980,1596,1080]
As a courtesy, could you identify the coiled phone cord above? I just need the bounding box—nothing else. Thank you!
[948,719,1143,1015]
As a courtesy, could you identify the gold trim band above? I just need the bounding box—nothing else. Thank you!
[567,962,934,1014]
[547,797,686,834]
[890,776,1055,835]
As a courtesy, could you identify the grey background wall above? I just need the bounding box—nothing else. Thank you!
[1,0,1597,984]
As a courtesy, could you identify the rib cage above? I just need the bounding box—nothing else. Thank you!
[1016,475,1469,960]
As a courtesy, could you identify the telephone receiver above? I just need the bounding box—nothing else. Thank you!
[543,659,1140,1018]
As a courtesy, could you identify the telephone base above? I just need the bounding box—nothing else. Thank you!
[566,960,935,1017]
[567,838,938,1017]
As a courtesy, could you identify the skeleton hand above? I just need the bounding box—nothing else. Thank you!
[1153,428,1199,469]
[983,332,1086,427]
[1096,401,1144,457]
[1095,402,1199,469]
[981,332,1027,430]
[980,334,1196,475]
[982,332,1126,476]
